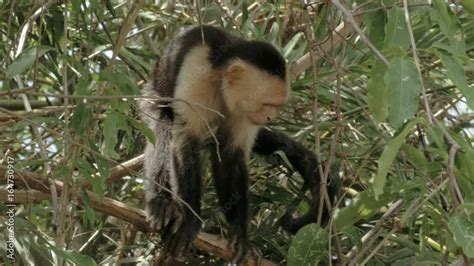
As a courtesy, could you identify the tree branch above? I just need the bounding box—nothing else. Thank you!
[0,166,276,266]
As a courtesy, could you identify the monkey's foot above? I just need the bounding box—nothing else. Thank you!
[228,235,262,264]
[146,195,201,256]
[146,195,184,232]
[163,218,200,256]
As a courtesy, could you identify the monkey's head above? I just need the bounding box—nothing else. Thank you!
[221,42,289,125]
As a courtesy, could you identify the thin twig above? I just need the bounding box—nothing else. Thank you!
[360,228,397,265]
[21,91,225,118]
[402,0,433,125]
[323,7,345,263]
[301,3,325,224]
[55,4,71,259]
[448,143,462,207]
[331,0,389,66]
[15,0,57,57]
[280,0,295,38]
[288,15,360,80]
[0,107,120,166]
[0,87,34,97]
[0,106,76,122]
[345,199,404,261]
[109,0,144,68]
[136,17,158,54]
[402,0,463,208]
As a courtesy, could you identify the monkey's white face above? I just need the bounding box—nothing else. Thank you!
[222,60,289,125]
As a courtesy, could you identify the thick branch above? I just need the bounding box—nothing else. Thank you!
[0,189,50,203]
[0,166,276,266]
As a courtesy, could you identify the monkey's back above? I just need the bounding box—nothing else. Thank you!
[152,26,238,98]
[140,26,237,122]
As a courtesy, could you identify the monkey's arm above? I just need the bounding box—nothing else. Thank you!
[253,128,333,233]
[210,128,256,262]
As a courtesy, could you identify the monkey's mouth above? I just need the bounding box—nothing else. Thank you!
[249,117,273,126]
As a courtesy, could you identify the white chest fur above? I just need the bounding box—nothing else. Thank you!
[173,45,223,140]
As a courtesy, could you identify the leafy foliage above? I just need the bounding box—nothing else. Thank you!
[0,0,473,265]
[287,224,328,266]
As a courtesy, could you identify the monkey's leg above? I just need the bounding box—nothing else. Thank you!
[144,118,177,232]
[144,120,202,255]
[162,134,203,255]
[253,128,333,233]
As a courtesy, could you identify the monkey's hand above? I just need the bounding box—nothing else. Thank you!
[228,233,262,264]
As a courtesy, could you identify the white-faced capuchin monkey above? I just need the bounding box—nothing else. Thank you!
[139,25,334,262]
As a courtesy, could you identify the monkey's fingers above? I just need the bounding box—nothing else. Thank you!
[163,200,183,231]
[170,212,184,234]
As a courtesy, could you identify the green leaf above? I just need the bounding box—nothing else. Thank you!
[459,149,474,183]
[460,0,474,14]
[242,0,248,26]
[401,144,428,177]
[263,183,294,203]
[367,60,388,123]
[432,0,467,58]
[103,111,127,158]
[432,0,456,36]
[384,7,410,49]
[283,32,303,58]
[74,76,94,96]
[120,47,153,73]
[334,190,396,229]
[448,215,474,258]
[460,202,474,212]
[75,158,105,196]
[273,150,294,172]
[438,53,474,109]
[287,224,328,266]
[458,148,474,200]
[6,46,54,77]
[126,117,156,145]
[71,0,82,12]
[99,70,139,95]
[365,10,386,50]
[373,119,420,199]
[384,57,421,129]
[93,154,109,180]
[427,127,447,153]
[50,246,97,266]
[70,103,92,136]
[81,190,97,226]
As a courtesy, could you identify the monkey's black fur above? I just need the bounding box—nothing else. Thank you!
[148,26,286,119]
[140,25,334,261]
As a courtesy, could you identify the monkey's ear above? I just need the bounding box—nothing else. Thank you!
[224,62,246,84]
